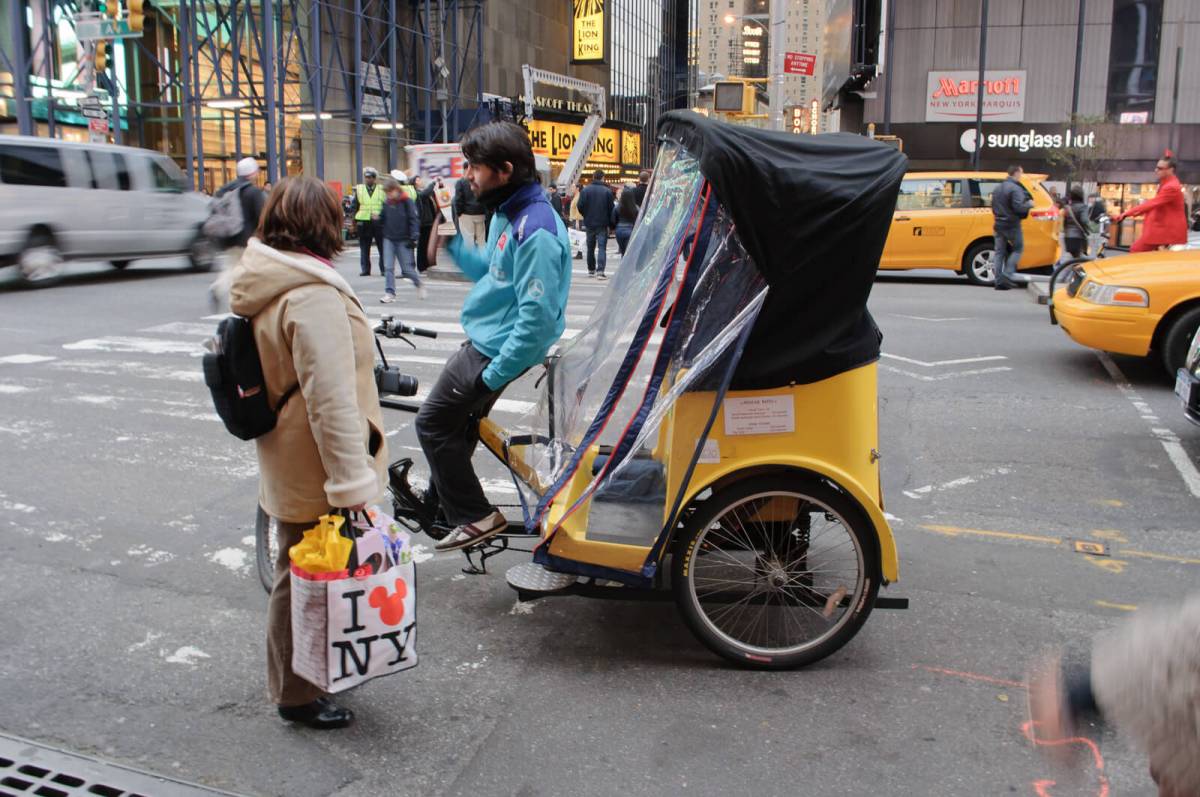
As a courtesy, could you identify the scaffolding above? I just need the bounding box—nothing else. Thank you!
[0,0,485,191]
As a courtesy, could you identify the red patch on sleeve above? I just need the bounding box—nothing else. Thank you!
[497,232,508,251]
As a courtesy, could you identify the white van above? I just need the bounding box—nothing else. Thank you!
[0,135,215,287]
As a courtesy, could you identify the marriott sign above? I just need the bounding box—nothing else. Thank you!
[925,70,1027,123]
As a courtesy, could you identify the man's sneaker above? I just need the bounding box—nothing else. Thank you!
[417,284,428,300]
[434,510,507,552]
[380,293,395,303]
[597,273,608,280]
[587,271,595,278]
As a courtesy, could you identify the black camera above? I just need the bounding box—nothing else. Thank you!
[375,364,418,396]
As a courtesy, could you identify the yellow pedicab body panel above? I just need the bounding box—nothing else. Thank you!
[541,362,898,584]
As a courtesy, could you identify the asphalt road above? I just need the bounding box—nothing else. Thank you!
[1,252,1194,797]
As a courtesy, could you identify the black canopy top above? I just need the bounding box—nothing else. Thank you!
[656,111,907,389]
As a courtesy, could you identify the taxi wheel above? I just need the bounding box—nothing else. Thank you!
[672,475,881,670]
[1160,306,1200,378]
[963,241,995,286]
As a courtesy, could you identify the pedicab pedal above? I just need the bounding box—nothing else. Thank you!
[505,562,579,594]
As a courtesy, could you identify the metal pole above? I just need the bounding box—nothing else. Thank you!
[1169,44,1182,154]
[423,0,431,142]
[389,0,398,168]
[110,61,123,144]
[883,0,896,134]
[277,1,287,177]
[263,0,278,183]
[191,0,205,191]
[769,0,785,131]
[437,0,447,142]
[10,0,34,135]
[179,0,195,187]
[40,0,55,139]
[232,0,242,160]
[1066,0,1086,193]
[353,0,363,180]
[311,0,324,179]
[449,0,458,141]
[971,0,988,171]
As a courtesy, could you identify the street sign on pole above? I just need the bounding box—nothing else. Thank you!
[784,52,816,76]
[81,106,107,119]
[88,115,109,143]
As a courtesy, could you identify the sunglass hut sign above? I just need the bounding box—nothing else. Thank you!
[926,70,1026,123]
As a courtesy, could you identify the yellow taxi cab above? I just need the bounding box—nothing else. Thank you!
[1050,250,1200,376]
[879,172,1061,285]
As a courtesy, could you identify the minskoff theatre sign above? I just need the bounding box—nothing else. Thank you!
[926,70,1026,123]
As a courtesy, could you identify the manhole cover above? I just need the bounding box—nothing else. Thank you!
[0,734,244,797]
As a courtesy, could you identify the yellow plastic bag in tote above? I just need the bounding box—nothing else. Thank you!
[288,514,355,575]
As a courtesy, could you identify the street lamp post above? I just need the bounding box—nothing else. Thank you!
[723,5,785,132]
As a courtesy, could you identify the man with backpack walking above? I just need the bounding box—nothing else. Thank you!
[990,165,1034,291]
[206,157,266,308]
[349,167,386,275]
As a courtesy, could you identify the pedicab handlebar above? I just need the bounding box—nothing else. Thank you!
[375,316,438,339]
[373,316,438,399]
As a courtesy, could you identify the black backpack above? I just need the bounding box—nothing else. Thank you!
[203,315,298,440]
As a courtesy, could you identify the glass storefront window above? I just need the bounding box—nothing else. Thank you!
[1106,0,1163,122]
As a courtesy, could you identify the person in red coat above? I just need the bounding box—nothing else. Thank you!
[1116,153,1188,252]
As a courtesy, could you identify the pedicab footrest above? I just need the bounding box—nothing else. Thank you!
[505,562,578,594]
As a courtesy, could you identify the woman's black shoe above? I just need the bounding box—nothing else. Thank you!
[277,697,354,729]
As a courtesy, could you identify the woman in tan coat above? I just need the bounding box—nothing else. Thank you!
[229,177,387,730]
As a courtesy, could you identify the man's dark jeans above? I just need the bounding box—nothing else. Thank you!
[358,219,384,275]
[415,343,503,526]
[993,226,1024,288]
[585,225,608,274]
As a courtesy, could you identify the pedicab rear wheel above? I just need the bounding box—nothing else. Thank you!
[672,475,881,669]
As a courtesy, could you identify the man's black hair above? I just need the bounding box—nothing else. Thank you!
[1160,154,1178,171]
[1007,165,1022,176]
[1068,185,1084,202]
[460,121,536,183]
[592,169,605,181]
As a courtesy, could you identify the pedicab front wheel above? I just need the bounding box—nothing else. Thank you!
[255,505,280,594]
[672,475,881,670]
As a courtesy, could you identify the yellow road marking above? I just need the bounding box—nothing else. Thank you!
[1094,600,1138,612]
[916,526,1200,569]
[1091,529,1129,543]
[1085,558,1127,574]
[1118,549,1200,566]
[1097,499,1124,508]
[920,524,1061,545]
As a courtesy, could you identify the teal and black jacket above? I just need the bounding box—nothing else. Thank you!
[448,181,572,390]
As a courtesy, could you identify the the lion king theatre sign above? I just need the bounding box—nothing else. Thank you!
[572,0,606,64]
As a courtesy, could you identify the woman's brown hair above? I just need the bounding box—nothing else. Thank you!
[255,176,344,259]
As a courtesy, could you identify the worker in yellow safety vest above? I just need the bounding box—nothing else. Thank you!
[350,167,385,275]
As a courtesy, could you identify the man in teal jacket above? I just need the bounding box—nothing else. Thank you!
[416,121,572,551]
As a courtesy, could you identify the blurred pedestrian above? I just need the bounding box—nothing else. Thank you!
[454,174,487,246]
[631,169,651,206]
[378,176,424,303]
[413,175,439,272]
[1061,186,1090,259]
[547,184,566,223]
[577,169,615,279]
[1114,152,1188,252]
[228,176,387,730]
[569,183,583,231]
[349,167,385,275]
[208,156,266,309]
[613,183,638,256]
[990,165,1034,291]
[1027,595,1200,796]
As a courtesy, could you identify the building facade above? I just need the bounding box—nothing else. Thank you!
[0,0,687,193]
[867,0,1200,214]
[693,0,828,131]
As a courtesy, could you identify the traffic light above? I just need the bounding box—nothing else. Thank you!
[103,0,120,19]
[127,0,144,32]
[95,41,108,72]
[713,81,753,114]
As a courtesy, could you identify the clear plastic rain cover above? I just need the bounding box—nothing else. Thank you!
[506,141,768,568]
